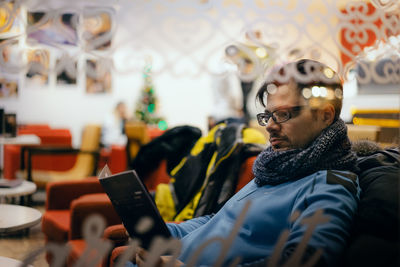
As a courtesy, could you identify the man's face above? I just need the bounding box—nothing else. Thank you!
[117,103,128,119]
[265,82,327,151]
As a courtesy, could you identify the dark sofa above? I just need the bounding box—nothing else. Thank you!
[344,141,399,267]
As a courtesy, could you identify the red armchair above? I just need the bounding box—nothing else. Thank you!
[41,177,121,265]
[3,125,74,179]
[98,145,128,175]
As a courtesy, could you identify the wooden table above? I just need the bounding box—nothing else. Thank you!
[0,256,33,267]
[0,204,42,235]
[0,134,41,146]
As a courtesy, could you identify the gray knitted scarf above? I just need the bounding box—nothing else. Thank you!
[253,119,358,186]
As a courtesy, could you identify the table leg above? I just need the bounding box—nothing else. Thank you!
[23,228,30,236]
[27,149,32,182]
[0,143,3,178]
[20,195,25,205]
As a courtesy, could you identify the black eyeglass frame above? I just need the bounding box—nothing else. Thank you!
[256,105,306,126]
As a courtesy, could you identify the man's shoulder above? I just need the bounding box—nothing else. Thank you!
[311,170,360,197]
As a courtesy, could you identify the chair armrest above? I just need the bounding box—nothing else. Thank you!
[69,193,121,240]
[104,224,129,247]
[45,178,104,210]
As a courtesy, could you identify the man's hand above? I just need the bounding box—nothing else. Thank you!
[136,248,184,267]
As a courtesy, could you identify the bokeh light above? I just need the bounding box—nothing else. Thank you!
[312,86,320,97]
[158,120,168,130]
[302,88,312,99]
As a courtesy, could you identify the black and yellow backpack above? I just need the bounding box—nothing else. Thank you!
[155,122,266,222]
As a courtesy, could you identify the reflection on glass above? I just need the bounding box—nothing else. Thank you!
[86,59,111,94]
[56,54,77,85]
[0,77,18,97]
[26,48,49,85]
[83,9,113,50]
[0,38,21,73]
[0,1,21,35]
[27,12,78,46]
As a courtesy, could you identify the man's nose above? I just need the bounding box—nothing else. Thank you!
[265,117,280,133]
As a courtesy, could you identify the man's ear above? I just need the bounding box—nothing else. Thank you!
[321,103,335,125]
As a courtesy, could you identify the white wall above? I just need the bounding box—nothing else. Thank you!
[0,70,213,147]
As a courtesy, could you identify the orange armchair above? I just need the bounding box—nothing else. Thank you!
[41,177,123,265]
[42,178,108,244]
[41,159,170,265]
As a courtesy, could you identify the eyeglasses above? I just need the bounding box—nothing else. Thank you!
[257,106,306,126]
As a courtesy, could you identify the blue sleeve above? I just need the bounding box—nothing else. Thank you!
[166,214,214,239]
[284,170,360,266]
[236,171,360,267]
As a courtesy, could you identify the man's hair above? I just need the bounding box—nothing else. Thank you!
[256,59,343,121]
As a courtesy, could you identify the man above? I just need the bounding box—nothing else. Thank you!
[134,59,360,267]
[101,101,130,148]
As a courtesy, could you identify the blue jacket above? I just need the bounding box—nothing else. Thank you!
[167,170,360,266]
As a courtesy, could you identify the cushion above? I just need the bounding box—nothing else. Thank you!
[103,224,129,247]
[345,234,399,267]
